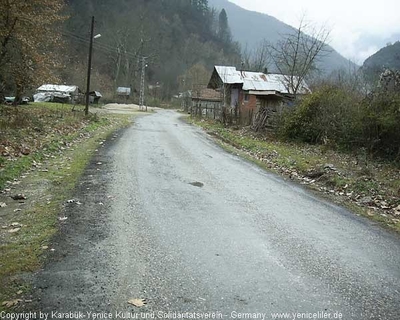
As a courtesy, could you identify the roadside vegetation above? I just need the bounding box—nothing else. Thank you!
[187,102,400,233]
[187,29,400,233]
[0,102,132,309]
[279,78,400,161]
[0,103,107,189]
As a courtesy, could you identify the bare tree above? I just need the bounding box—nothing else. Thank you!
[102,7,156,98]
[251,40,272,73]
[241,40,272,73]
[268,16,331,97]
[0,0,66,101]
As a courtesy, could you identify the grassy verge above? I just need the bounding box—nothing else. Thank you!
[0,103,133,309]
[185,116,400,233]
[0,103,110,189]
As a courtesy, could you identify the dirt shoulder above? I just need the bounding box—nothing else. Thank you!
[92,103,160,115]
[0,103,139,310]
[186,117,400,233]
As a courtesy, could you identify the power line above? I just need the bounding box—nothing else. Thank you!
[14,16,143,61]
[62,31,140,60]
[62,31,115,52]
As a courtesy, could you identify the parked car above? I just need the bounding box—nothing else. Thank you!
[3,96,30,105]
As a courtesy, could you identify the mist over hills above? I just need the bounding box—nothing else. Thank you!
[208,0,358,74]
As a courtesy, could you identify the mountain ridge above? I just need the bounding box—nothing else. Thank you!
[208,0,358,74]
[362,41,400,78]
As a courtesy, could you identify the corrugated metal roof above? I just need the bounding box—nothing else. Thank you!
[214,66,241,84]
[214,66,310,95]
[37,84,79,93]
[117,87,131,95]
[90,91,102,97]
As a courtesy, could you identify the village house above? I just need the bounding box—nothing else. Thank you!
[116,87,131,100]
[207,66,311,127]
[190,86,222,119]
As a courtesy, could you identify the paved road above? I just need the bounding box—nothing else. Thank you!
[34,110,400,319]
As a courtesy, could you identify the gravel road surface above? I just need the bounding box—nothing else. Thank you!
[32,110,400,319]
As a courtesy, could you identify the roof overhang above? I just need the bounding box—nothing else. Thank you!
[192,97,221,102]
[248,90,281,96]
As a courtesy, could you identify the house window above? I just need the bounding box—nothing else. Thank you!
[244,94,250,102]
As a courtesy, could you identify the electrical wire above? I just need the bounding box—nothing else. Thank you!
[61,30,140,60]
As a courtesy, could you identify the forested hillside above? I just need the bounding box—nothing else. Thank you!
[0,0,241,101]
[63,0,241,99]
[362,41,400,81]
[1,0,357,102]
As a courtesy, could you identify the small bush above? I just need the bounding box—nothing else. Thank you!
[279,86,358,145]
[277,84,400,161]
[359,91,400,157]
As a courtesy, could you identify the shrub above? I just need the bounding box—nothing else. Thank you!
[360,91,400,158]
[277,83,400,161]
[279,86,360,146]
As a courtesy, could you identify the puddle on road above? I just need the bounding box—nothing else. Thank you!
[189,182,204,188]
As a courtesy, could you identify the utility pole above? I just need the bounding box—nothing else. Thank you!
[139,56,147,112]
[85,16,95,116]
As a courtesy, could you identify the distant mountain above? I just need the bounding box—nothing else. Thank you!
[362,41,400,79]
[208,0,358,74]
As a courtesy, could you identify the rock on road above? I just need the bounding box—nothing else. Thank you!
[33,110,400,319]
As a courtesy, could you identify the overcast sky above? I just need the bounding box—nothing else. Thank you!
[229,0,400,64]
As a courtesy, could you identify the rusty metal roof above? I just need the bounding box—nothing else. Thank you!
[213,66,311,95]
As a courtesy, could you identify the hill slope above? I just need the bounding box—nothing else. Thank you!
[63,0,241,98]
[208,0,357,74]
[362,41,400,78]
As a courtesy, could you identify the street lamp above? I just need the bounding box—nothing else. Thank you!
[85,16,101,116]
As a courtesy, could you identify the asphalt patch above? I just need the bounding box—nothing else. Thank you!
[189,181,204,188]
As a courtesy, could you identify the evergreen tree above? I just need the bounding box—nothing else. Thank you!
[218,9,232,45]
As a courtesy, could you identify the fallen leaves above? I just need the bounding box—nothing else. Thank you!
[0,106,94,170]
[11,222,22,227]
[128,298,147,307]
[66,199,82,205]
[203,124,400,224]
[3,222,24,233]
[359,196,373,205]
[1,299,22,307]
[21,145,31,156]
[11,194,27,200]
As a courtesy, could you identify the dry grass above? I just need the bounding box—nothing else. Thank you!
[0,102,132,309]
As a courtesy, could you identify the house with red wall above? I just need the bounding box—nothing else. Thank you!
[207,66,311,125]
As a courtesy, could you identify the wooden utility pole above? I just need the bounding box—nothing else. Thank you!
[85,16,95,116]
[139,56,147,112]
